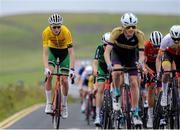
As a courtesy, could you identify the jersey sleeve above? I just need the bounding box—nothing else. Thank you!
[94,45,101,60]
[109,27,123,46]
[144,41,149,56]
[135,30,145,51]
[42,30,49,47]
[160,34,171,51]
[64,26,73,47]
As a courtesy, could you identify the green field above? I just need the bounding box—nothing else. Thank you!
[0,13,180,86]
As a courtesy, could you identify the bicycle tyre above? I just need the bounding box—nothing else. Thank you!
[139,90,148,128]
[125,85,131,129]
[102,90,113,129]
[171,78,180,129]
[85,95,91,125]
[53,89,61,129]
[153,91,163,129]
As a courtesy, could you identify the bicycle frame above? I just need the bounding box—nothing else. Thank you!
[113,67,140,129]
[153,69,180,129]
[44,58,69,129]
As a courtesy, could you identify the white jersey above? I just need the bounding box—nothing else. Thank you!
[160,33,180,55]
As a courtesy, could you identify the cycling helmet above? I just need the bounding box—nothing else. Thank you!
[150,31,163,46]
[121,13,138,27]
[169,25,180,39]
[85,65,92,75]
[102,32,110,45]
[48,13,63,25]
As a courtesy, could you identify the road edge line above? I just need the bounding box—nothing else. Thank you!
[0,104,44,129]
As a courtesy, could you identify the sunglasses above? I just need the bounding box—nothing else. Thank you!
[172,37,180,42]
[52,26,61,29]
[125,26,136,29]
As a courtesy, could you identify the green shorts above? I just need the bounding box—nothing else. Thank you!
[96,62,108,83]
[48,47,70,75]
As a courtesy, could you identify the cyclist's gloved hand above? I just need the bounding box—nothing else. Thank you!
[44,68,51,77]
[70,68,75,84]
[156,72,161,81]
[69,68,75,78]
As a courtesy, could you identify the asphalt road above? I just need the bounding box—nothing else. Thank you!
[7,102,95,129]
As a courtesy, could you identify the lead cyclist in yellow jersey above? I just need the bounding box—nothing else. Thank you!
[42,14,75,119]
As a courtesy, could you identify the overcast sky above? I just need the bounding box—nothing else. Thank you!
[0,0,180,16]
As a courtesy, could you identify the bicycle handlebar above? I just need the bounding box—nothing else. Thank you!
[44,73,74,84]
[112,67,137,72]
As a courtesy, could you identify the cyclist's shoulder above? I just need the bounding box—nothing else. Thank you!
[111,26,123,35]
[145,40,151,47]
[96,44,103,49]
[61,25,71,32]
[135,29,145,37]
[135,29,145,41]
[42,26,51,34]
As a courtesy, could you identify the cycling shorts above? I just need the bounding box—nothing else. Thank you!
[48,47,70,75]
[96,62,108,83]
[162,51,180,77]
[111,47,138,76]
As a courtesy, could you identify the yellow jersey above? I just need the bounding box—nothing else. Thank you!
[42,25,73,49]
[88,75,94,89]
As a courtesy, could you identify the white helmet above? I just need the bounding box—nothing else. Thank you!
[150,31,163,46]
[48,13,63,25]
[102,32,110,45]
[170,25,180,39]
[121,13,138,27]
[85,65,92,75]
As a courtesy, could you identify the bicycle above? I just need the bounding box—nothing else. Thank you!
[98,73,113,129]
[153,70,180,129]
[84,89,95,125]
[113,67,142,129]
[44,58,70,129]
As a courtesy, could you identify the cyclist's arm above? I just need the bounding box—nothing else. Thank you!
[139,50,145,65]
[42,31,49,68]
[137,30,145,64]
[92,59,98,76]
[156,49,164,73]
[43,47,49,68]
[104,45,113,65]
[68,45,75,70]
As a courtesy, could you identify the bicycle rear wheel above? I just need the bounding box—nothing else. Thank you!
[53,89,61,129]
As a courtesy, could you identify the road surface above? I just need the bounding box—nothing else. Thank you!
[7,102,95,129]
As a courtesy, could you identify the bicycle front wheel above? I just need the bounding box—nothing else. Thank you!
[53,89,61,129]
[170,79,180,129]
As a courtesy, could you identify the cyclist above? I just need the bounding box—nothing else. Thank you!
[104,12,145,125]
[144,31,163,128]
[76,61,86,104]
[93,32,110,126]
[156,25,180,107]
[42,13,75,119]
[80,65,93,113]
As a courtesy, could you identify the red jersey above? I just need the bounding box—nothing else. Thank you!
[144,40,159,62]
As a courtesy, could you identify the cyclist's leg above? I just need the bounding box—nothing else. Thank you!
[94,65,106,125]
[161,52,172,106]
[130,75,139,115]
[59,54,69,105]
[111,49,123,98]
[59,53,70,118]
[45,48,56,113]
